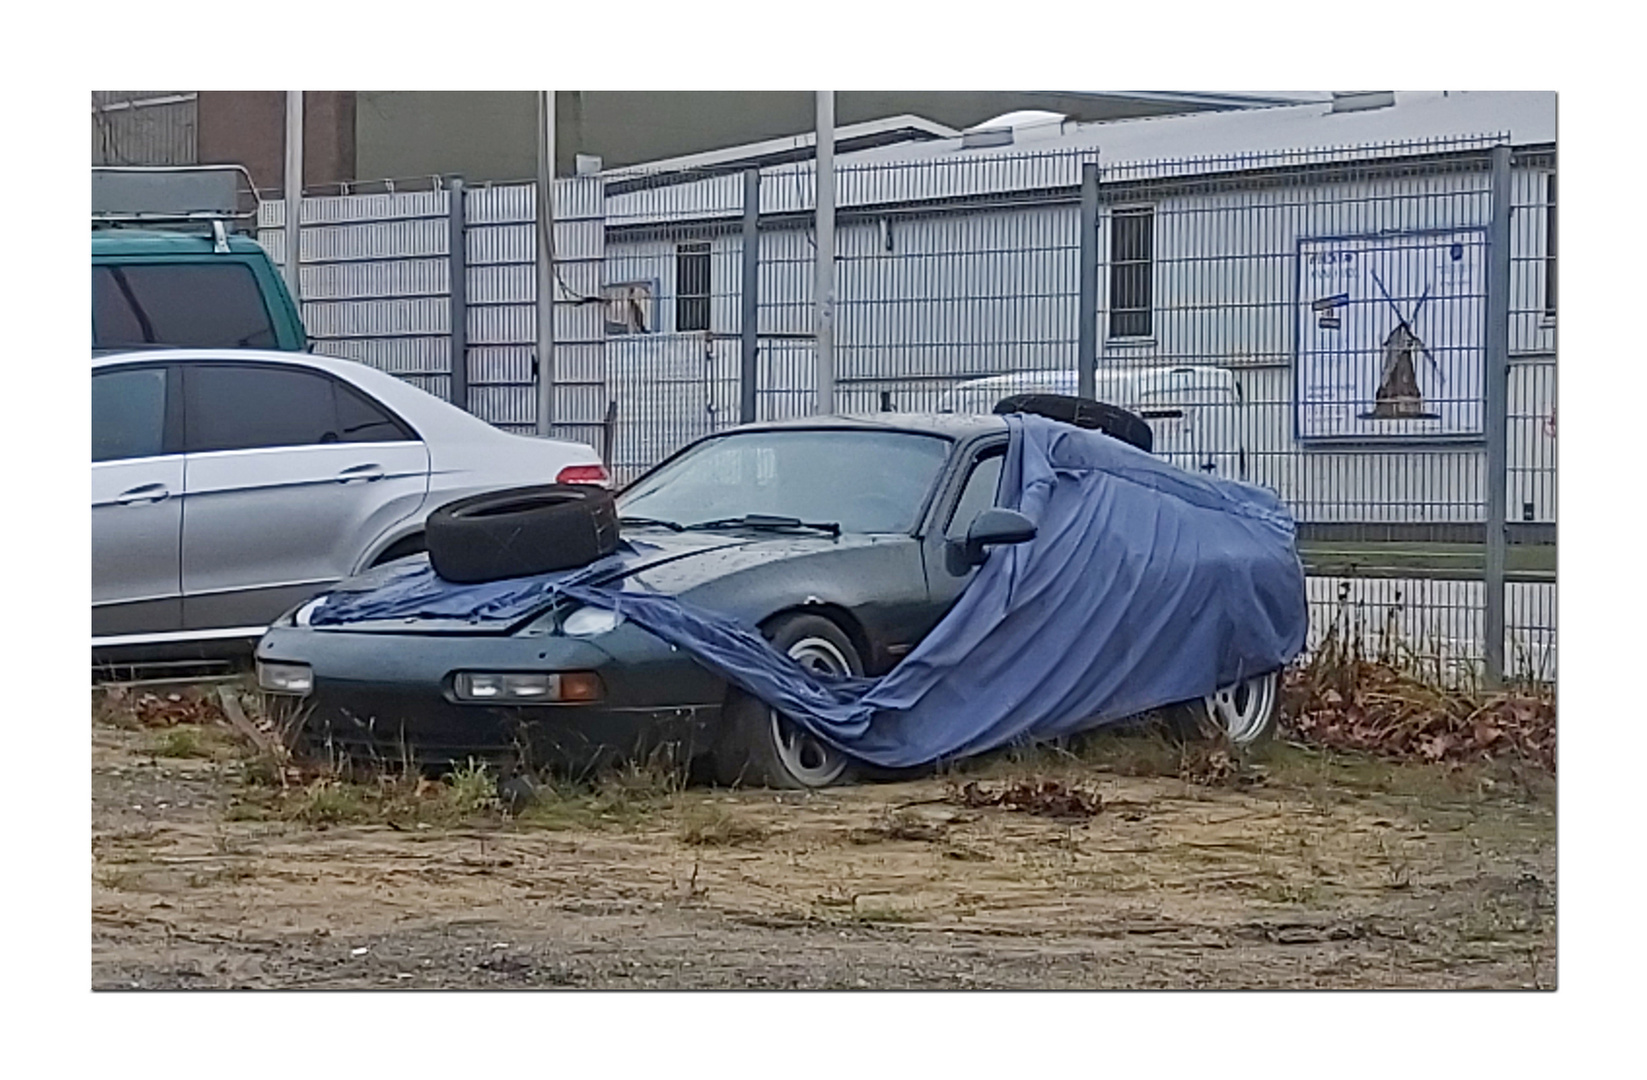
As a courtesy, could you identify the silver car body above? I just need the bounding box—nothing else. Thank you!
[93,348,604,647]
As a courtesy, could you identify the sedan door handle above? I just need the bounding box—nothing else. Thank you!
[336,463,385,484]
[114,483,171,506]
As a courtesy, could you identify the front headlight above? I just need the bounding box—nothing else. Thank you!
[258,661,314,695]
[561,605,624,637]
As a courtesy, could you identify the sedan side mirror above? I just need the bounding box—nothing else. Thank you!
[950,508,1038,569]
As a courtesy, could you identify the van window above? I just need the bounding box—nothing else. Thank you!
[93,263,279,349]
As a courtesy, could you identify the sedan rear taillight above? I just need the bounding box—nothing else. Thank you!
[556,463,610,485]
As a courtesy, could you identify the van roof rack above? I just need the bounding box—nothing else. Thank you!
[92,165,259,253]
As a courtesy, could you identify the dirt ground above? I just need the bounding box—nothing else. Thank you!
[91,701,1555,990]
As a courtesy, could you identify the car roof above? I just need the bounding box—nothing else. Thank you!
[731,412,1009,439]
[91,230,271,257]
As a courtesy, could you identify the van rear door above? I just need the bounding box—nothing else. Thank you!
[94,261,283,350]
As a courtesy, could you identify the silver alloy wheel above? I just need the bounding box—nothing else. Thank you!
[1199,670,1279,746]
[769,635,851,787]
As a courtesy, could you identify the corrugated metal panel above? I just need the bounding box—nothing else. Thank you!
[467,346,535,385]
[304,297,448,338]
[606,150,1096,230]
[467,305,535,345]
[301,258,448,302]
[91,97,196,166]
[469,385,538,426]
[301,218,447,263]
[465,184,534,226]
[318,337,451,375]
[466,264,535,305]
[466,223,535,266]
[299,190,447,225]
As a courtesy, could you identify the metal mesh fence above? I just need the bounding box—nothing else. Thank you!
[257,133,1554,682]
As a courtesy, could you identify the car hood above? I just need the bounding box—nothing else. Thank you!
[308,527,879,633]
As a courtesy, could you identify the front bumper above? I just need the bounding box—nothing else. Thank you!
[256,622,727,769]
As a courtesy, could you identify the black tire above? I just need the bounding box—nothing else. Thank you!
[714,614,861,789]
[993,393,1154,453]
[425,484,619,584]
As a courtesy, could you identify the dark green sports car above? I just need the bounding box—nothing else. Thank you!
[256,413,1280,787]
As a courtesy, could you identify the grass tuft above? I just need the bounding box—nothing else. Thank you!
[677,802,769,847]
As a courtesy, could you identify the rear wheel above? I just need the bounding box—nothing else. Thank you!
[715,614,859,789]
[1162,670,1280,747]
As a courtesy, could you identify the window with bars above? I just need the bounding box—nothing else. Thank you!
[675,242,711,333]
[1107,207,1154,339]
[1544,173,1556,319]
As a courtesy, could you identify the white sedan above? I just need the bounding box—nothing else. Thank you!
[93,348,606,650]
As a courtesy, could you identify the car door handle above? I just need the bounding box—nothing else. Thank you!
[114,483,171,506]
[336,464,385,484]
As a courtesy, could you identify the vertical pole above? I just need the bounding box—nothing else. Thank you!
[283,91,303,301]
[740,167,761,425]
[536,91,557,438]
[1076,160,1100,402]
[1482,143,1513,688]
[447,176,468,410]
[814,91,836,415]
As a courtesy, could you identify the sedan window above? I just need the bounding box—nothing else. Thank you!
[336,381,413,443]
[620,429,951,535]
[184,364,338,453]
[92,367,168,462]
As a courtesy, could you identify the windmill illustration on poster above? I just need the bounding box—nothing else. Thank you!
[1295,229,1486,442]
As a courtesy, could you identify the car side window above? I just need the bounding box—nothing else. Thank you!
[184,364,338,453]
[93,367,169,463]
[945,450,1005,541]
[336,382,413,443]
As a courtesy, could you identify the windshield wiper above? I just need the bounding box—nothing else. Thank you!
[618,515,685,532]
[685,513,841,538]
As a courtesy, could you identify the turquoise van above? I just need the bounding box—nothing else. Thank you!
[92,166,307,352]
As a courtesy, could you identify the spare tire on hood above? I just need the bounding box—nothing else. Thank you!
[992,393,1154,454]
[426,484,619,584]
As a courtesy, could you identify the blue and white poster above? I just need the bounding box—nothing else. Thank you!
[1295,229,1486,442]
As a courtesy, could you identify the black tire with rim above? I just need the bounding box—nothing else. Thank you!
[714,613,860,789]
[425,484,618,584]
[1160,670,1281,748]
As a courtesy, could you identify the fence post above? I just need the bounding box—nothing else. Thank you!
[283,91,303,301]
[740,167,761,425]
[535,91,557,437]
[447,176,468,411]
[814,91,836,415]
[1483,143,1513,687]
[1076,160,1100,401]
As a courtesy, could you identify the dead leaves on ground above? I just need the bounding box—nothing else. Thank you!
[1282,659,1555,771]
[949,779,1104,820]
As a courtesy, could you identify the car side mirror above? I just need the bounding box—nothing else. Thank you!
[949,508,1037,569]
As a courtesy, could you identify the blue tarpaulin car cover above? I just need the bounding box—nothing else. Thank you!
[314,414,1307,768]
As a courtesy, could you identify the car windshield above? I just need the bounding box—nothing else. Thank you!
[618,429,952,534]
